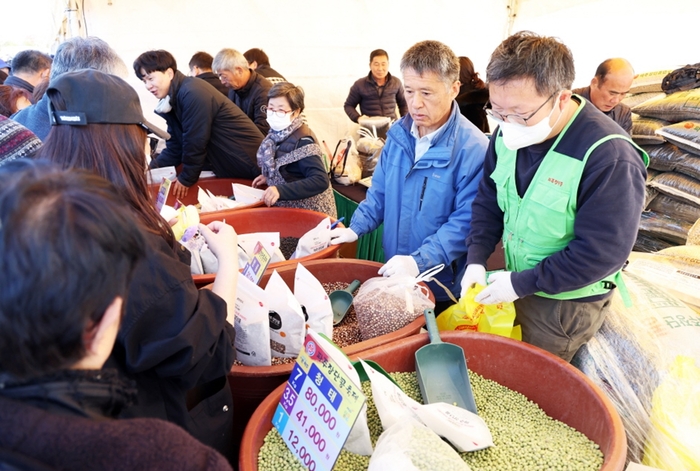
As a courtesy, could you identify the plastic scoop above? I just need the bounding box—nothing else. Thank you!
[330,279,361,325]
[415,308,478,414]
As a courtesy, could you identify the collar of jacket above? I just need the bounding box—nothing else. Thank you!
[366,71,393,87]
[389,101,460,166]
[0,368,137,420]
[164,70,188,110]
[236,69,259,97]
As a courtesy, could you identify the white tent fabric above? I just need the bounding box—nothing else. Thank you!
[7,0,697,147]
[81,0,509,147]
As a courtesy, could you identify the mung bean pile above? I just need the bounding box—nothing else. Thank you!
[258,371,604,471]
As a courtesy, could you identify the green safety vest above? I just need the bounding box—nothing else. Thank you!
[491,99,649,300]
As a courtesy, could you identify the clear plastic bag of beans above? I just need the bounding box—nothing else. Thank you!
[354,272,434,341]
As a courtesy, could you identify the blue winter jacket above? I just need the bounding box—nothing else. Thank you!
[349,103,488,301]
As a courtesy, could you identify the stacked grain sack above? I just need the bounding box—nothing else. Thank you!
[624,69,700,252]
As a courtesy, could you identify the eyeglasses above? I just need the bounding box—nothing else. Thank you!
[483,91,558,126]
[263,106,294,118]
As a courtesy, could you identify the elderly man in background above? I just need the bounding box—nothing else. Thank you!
[573,58,635,134]
[463,32,647,362]
[331,40,488,311]
[3,50,52,95]
[213,48,272,134]
[12,37,127,140]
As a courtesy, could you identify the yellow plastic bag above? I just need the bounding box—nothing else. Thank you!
[642,355,700,470]
[436,284,521,340]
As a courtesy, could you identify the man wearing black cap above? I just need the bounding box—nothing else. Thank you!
[134,49,263,199]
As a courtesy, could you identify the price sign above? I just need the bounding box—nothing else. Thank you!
[273,330,365,471]
[154,177,171,213]
[241,241,271,285]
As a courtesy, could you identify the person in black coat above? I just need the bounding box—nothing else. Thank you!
[455,56,490,133]
[0,161,233,471]
[135,49,263,199]
[189,51,229,97]
[37,69,241,462]
[243,48,286,83]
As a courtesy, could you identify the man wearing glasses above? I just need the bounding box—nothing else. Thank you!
[462,31,648,362]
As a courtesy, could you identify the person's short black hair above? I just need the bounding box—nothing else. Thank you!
[133,50,177,80]
[188,51,214,70]
[243,48,270,67]
[0,159,146,380]
[9,50,52,75]
[370,49,389,63]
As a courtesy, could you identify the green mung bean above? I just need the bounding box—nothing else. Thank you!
[258,371,604,471]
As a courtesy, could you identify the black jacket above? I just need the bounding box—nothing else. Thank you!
[196,71,229,97]
[274,125,330,201]
[227,69,272,134]
[456,87,490,133]
[255,64,286,81]
[154,70,263,186]
[344,72,408,123]
[104,232,237,460]
[0,370,232,471]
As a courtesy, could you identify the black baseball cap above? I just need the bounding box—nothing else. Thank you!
[47,69,170,140]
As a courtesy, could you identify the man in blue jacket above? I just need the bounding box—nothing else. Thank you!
[331,40,488,309]
[462,32,647,361]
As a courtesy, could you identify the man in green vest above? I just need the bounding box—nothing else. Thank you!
[462,31,648,362]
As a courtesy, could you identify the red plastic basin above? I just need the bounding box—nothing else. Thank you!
[239,332,627,471]
[148,177,264,215]
[195,207,342,287]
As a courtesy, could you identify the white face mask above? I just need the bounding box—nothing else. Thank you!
[498,94,562,151]
[267,111,293,132]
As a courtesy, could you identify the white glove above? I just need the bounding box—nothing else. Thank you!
[474,271,519,305]
[460,264,487,297]
[329,227,358,245]
[378,255,419,278]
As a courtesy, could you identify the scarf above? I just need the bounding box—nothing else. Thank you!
[256,116,305,179]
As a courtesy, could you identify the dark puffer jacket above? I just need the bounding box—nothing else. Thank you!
[153,70,263,186]
[343,72,408,123]
[227,70,272,135]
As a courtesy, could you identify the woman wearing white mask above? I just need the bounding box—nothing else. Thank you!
[253,82,337,217]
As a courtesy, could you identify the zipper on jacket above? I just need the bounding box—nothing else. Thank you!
[418,177,427,211]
